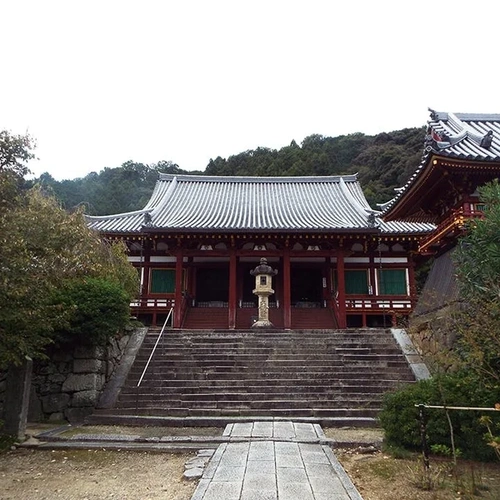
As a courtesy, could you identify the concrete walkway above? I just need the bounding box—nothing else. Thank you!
[191,421,363,500]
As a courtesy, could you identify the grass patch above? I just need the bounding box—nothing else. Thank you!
[58,425,224,438]
[382,442,413,459]
[339,449,500,500]
[368,460,400,480]
[0,433,16,453]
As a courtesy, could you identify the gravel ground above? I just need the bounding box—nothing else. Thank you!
[323,427,383,446]
[0,448,197,500]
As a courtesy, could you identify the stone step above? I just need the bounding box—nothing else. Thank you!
[129,362,350,372]
[138,346,402,355]
[96,406,380,418]
[120,382,390,401]
[141,337,402,344]
[127,373,411,386]
[340,353,406,360]
[177,341,398,347]
[129,360,347,370]
[147,327,391,333]
[134,352,346,361]
[133,354,407,364]
[128,370,415,383]
[120,378,409,393]
[128,368,412,380]
[126,378,411,388]
[134,351,397,361]
[143,331,397,340]
[115,400,384,412]
[142,331,398,339]
[86,412,378,429]
[139,346,398,355]
[117,390,386,402]
[133,357,405,368]
[117,396,385,408]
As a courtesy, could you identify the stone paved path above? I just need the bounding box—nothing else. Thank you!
[190,421,363,500]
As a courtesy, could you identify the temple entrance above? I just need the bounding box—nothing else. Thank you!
[241,266,257,306]
[195,267,229,305]
[291,267,323,307]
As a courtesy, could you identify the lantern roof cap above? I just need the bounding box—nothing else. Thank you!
[250,257,278,276]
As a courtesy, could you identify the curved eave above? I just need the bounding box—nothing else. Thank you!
[381,151,434,221]
[96,222,434,237]
[378,220,435,235]
[86,213,147,233]
[383,153,500,222]
[142,226,377,235]
[383,110,500,222]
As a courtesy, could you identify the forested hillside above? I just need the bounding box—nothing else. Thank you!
[34,161,203,216]
[33,127,425,215]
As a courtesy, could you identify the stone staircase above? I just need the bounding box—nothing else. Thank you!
[88,328,415,427]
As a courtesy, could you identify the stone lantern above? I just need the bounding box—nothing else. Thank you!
[250,257,278,328]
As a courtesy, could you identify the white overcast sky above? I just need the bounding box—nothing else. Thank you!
[2,1,498,180]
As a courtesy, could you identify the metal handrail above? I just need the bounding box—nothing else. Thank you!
[415,404,500,412]
[136,307,173,388]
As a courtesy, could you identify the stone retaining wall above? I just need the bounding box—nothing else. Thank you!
[0,333,133,425]
[0,371,6,425]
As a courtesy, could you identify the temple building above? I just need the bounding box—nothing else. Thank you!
[381,110,500,316]
[87,174,433,329]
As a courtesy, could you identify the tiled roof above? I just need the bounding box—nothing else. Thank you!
[380,110,500,216]
[427,111,500,160]
[86,174,434,235]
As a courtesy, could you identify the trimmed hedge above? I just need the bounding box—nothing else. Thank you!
[52,278,130,346]
[379,374,500,461]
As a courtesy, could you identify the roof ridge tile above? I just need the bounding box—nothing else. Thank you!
[158,173,358,183]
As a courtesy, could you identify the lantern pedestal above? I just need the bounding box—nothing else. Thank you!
[252,292,274,328]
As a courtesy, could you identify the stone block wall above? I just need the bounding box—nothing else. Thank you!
[0,371,6,425]
[13,334,132,424]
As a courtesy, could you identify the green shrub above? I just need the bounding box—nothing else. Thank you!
[51,277,131,346]
[379,373,500,461]
[0,420,16,453]
[430,443,462,458]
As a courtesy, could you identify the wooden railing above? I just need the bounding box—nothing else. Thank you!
[343,295,416,312]
[419,207,484,253]
[130,297,175,309]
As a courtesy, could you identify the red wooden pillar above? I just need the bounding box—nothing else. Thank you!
[326,256,333,299]
[283,247,291,330]
[369,250,377,297]
[322,257,329,305]
[187,257,194,298]
[407,253,417,308]
[141,238,151,305]
[406,253,417,327]
[336,249,347,328]
[229,249,237,330]
[174,248,184,328]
